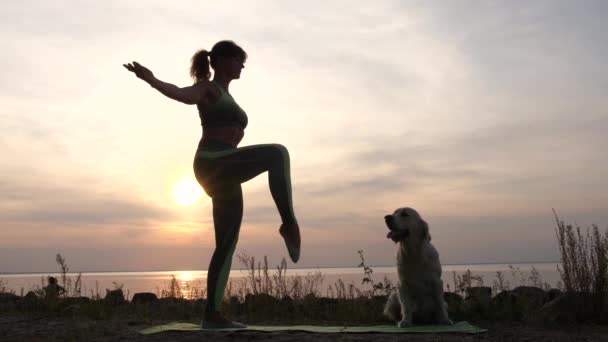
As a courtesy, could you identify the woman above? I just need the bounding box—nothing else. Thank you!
[124,40,301,329]
[44,276,66,300]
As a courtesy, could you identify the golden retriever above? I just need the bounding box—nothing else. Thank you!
[383,207,452,327]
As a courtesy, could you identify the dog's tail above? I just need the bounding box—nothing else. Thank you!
[383,291,401,322]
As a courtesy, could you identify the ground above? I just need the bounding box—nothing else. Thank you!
[1,316,608,341]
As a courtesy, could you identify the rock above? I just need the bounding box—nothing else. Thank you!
[373,295,388,302]
[225,296,241,315]
[512,286,546,311]
[491,290,517,307]
[104,288,125,305]
[489,287,548,321]
[444,291,465,320]
[158,296,187,304]
[544,288,562,304]
[279,296,294,310]
[131,292,158,304]
[317,297,338,320]
[62,296,90,305]
[227,296,239,306]
[465,286,492,302]
[318,297,338,307]
[533,292,595,325]
[243,293,280,318]
[0,292,19,303]
[464,287,492,319]
[303,293,317,302]
[278,296,295,319]
[280,295,293,306]
[245,293,279,305]
[444,292,464,306]
[24,291,38,300]
[491,290,520,320]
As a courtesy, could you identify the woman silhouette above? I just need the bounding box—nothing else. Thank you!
[124,40,301,329]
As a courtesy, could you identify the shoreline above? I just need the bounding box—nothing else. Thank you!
[1,262,563,300]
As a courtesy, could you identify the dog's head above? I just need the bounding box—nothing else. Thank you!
[384,207,430,245]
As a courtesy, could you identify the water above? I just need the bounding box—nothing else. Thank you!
[1,262,561,299]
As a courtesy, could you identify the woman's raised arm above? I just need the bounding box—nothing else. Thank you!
[123,61,205,105]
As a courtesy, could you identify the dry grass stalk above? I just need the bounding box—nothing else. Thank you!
[554,209,608,297]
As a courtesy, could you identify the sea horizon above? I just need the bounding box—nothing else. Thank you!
[1,261,563,298]
[0,260,561,276]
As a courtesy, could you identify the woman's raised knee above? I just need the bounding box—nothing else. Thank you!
[269,144,289,158]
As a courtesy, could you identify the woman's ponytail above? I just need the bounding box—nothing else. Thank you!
[190,49,211,82]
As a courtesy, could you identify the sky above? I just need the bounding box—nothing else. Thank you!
[1,0,607,273]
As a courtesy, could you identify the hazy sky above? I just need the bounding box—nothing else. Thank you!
[1,0,607,272]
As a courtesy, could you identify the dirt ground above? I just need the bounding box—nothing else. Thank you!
[1,315,608,341]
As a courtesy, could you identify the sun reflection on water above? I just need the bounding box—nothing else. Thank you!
[177,271,195,282]
[168,271,208,299]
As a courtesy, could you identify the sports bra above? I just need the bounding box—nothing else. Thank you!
[197,81,248,129]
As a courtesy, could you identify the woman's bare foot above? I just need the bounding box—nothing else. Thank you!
[201,311,247,329]
[280,222,301,263]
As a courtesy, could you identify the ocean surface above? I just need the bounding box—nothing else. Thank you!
[1,262,561,299]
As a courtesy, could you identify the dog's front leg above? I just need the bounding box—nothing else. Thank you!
[436,300,453,325]
[398,287,413,327]
[434,282,453,325]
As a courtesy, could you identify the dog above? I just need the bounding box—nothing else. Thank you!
[383,207,452,327]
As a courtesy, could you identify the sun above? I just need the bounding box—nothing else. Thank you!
[172,177,203,206]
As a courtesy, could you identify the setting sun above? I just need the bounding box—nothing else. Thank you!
[172,178,203,206]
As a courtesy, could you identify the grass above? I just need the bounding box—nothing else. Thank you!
[554,209,608,296]
[1,211,607,326]
[0,279,7,294]
[552,209,608,322]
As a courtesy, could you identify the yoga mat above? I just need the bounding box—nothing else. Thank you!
[140,321,487,334]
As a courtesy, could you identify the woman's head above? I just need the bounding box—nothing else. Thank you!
[190,40,247,82]
[48,276,57,284]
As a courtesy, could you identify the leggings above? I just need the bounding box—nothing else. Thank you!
[193,143,297,313]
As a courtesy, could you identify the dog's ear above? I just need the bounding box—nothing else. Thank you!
[420,219,431,242]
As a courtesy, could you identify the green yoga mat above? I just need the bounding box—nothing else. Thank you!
[139,321,487,334]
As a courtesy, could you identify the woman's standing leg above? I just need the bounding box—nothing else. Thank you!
[204,184,243,316]
[195,143,301,325]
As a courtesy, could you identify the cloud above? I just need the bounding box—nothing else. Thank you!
[1,1,607,271]
[0,171,177,245]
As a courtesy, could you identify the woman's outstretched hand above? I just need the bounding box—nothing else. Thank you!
[123,61,154,83]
